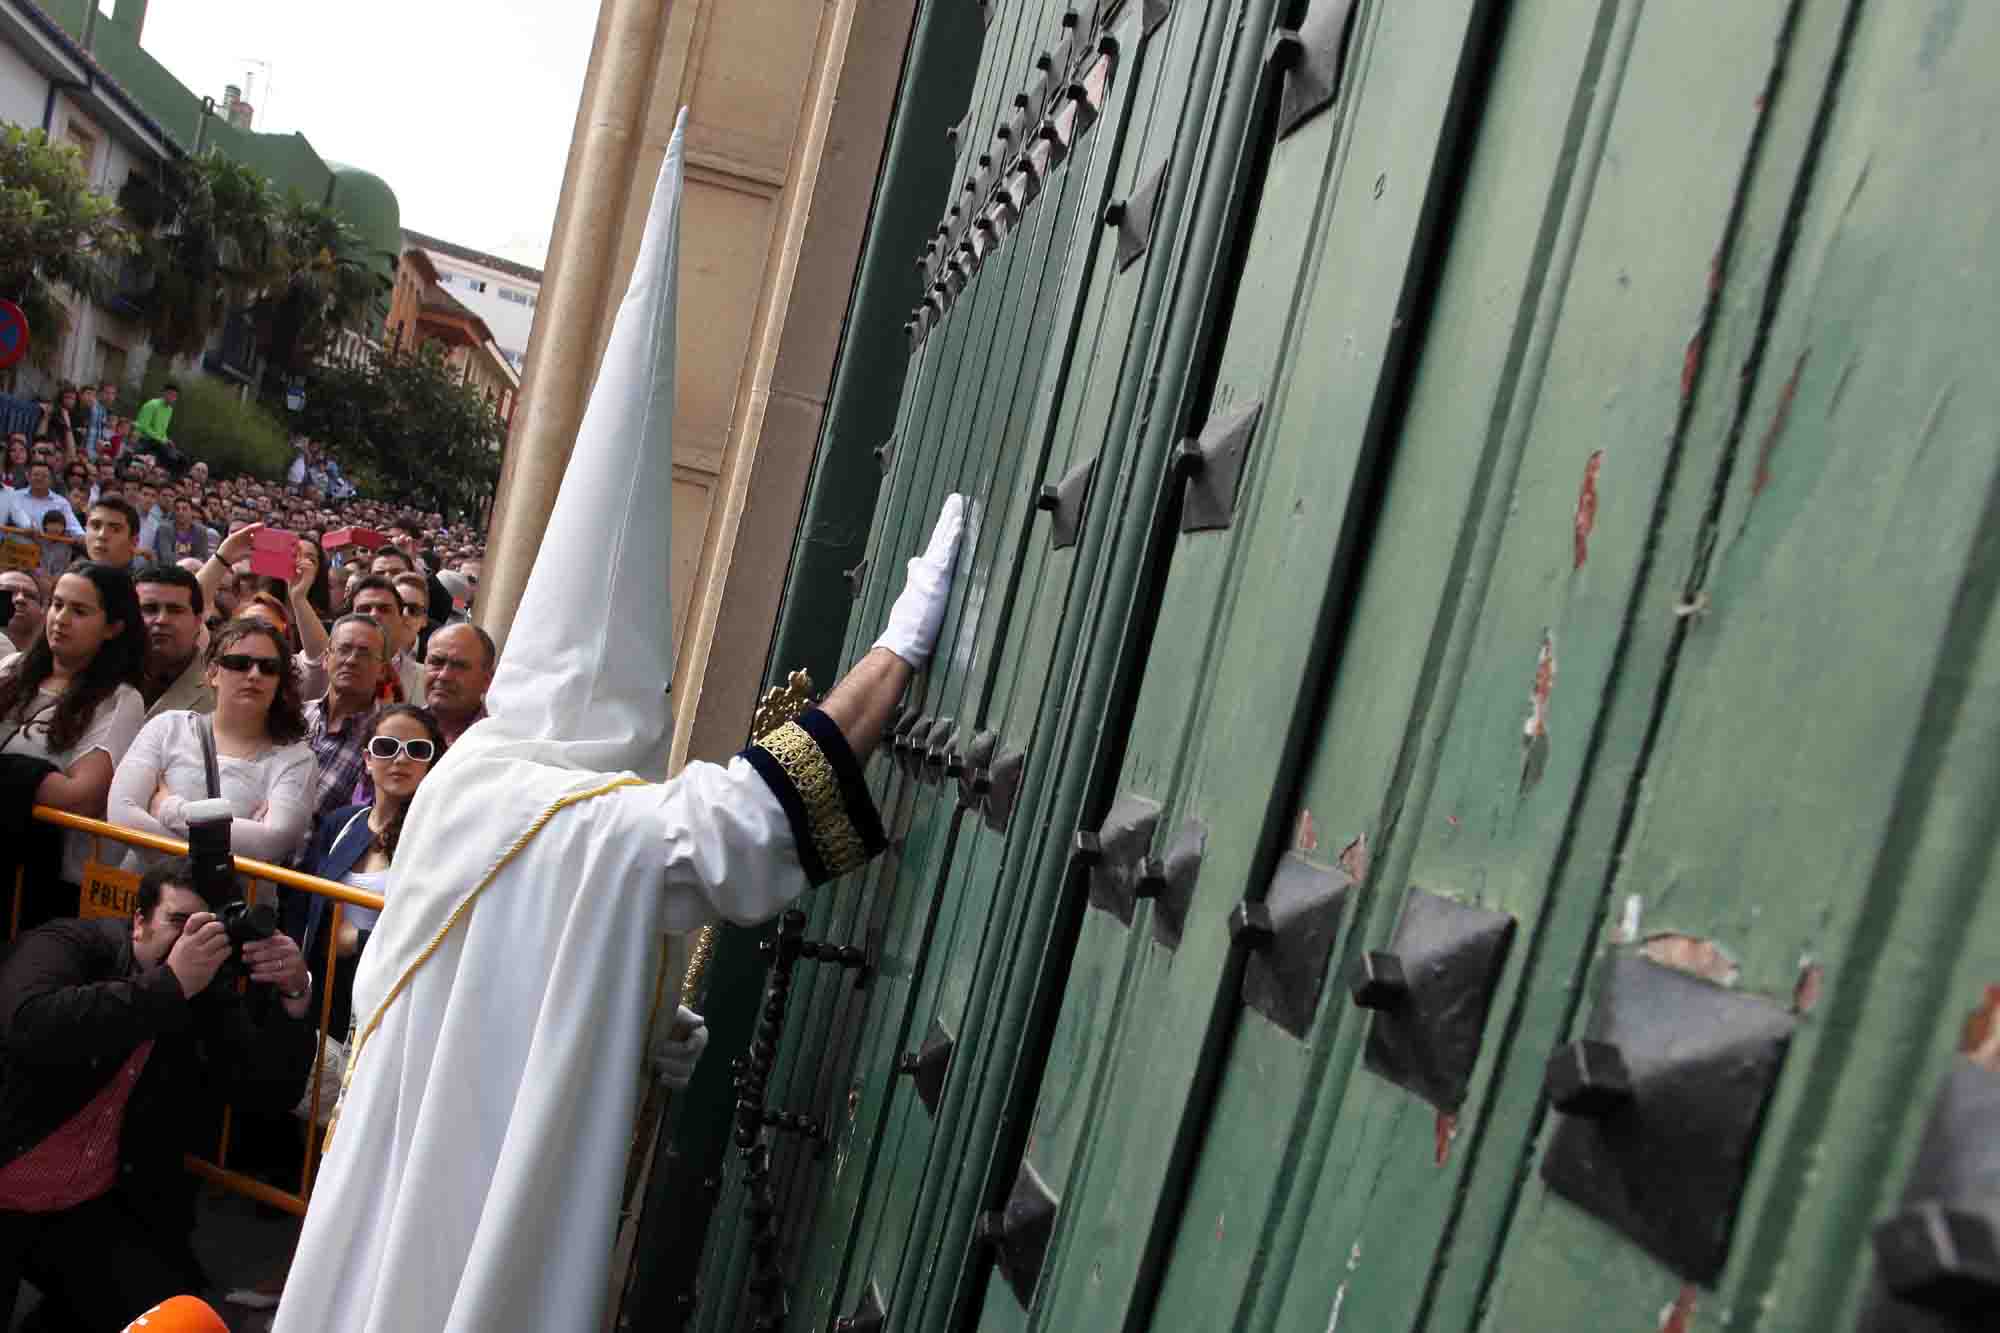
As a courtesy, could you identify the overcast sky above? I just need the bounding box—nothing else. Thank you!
[139,0,600,270]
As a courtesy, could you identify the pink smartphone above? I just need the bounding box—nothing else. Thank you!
[249,527,299,580]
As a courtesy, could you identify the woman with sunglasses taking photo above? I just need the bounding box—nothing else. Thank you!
[108,617,315,874]
[297,704,444,1042]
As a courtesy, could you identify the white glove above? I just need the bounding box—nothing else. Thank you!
[873,494,967,670]
[651,1005,709,1090]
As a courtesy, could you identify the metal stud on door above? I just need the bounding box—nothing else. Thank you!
[1230,855,1354,1040]
[1860,1060,2000,1329]
[1352,888,1516,1113]
[976,1160,1060,1309]
[1539,955,1796,1285]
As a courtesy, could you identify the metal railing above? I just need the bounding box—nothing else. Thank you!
[2,524,80,582]
[13,806,386,1217]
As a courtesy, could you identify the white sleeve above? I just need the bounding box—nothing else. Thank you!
[664,704,884,924]
[224,742,316,864]
[657,756,812,931]
[72,686,145,769]
[107,710,176,840]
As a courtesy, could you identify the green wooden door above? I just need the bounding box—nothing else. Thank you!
[689,2,2000,1330]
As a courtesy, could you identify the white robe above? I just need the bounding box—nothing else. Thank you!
[271,110,892,1333]
[272,742,809,1333]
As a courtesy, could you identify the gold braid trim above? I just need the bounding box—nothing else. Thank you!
[679,923,716,1009]
[322,776,647,1152]
[754,720,870,879]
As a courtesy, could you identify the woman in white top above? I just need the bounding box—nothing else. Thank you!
[108,617,315,872]
[0,562,146,907]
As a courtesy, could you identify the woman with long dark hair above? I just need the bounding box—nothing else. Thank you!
[291,532,333,624]
[48,385,79,461]
[1,437,28,490]
[108,617,315,873]
[298,704,444,1039]
[0,562,145,899]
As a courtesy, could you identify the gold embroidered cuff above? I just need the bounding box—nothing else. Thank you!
[742,707,887,885]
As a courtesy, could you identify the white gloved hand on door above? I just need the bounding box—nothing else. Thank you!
[651,1005,710,1090]
[873,494,967,670]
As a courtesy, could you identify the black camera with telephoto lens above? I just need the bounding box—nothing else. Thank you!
[184,799,275,965]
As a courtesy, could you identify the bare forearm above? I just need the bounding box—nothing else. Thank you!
[818,648,913,762]
[196,552,229,610]
[291,586,329,658]
[35,768,109,815]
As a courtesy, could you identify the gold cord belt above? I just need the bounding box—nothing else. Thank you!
[323,776,646,1149]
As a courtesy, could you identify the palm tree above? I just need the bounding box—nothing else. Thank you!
[257,197,387,393]
[120,151,283,362]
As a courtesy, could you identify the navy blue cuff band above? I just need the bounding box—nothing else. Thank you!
[740,706,887,885]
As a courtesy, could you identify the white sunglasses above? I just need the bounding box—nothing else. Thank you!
[366,736,437,763]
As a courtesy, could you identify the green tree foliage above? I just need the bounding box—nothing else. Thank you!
[137,365,293,480]
[259,197,387,390]
[121,155,383,390]
[292,341,505,517]
[119,150,281,362]
[0,123,138,370]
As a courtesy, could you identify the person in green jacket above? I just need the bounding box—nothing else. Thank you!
[131,385,184,473]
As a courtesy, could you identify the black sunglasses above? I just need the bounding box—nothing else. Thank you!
[216,653,283,678]
[366,736,437,763]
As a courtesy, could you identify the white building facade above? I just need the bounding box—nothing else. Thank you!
[401,230,542,375]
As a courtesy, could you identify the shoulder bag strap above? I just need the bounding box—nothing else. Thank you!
[335,805,372,852]
[198,714,222,800]
[0,695,57,757]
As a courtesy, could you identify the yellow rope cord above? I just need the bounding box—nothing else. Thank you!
[324,775,646,1149]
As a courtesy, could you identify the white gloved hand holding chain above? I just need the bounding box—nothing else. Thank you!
[651,1004,709,1090]
[873,495,967,671]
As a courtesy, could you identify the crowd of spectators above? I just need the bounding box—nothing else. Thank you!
[0,382,501,1328]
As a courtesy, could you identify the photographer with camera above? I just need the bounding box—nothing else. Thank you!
[0,847,315,1328]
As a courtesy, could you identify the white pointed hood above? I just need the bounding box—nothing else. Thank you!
[480,111,686,781]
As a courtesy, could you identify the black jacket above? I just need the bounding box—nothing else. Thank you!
[0,918,314,1233]
[0,753,59,882]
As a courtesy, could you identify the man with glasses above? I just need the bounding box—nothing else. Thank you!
[1,570,43,656]
[132,565,214,720]
[303,614,390,826]
[343,574,420,702]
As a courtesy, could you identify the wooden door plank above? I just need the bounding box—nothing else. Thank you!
[1149,0,1632,1324]
[1232,0,1816,1329]
[1478,0,2000,1325]
[800,15,1125,1322]
[1011,0,1512,1327]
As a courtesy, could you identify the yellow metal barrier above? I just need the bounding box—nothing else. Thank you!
[0,523,78,577]
[15,806,387,1218]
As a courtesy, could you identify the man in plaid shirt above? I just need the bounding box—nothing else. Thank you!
[304,615,391,828]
